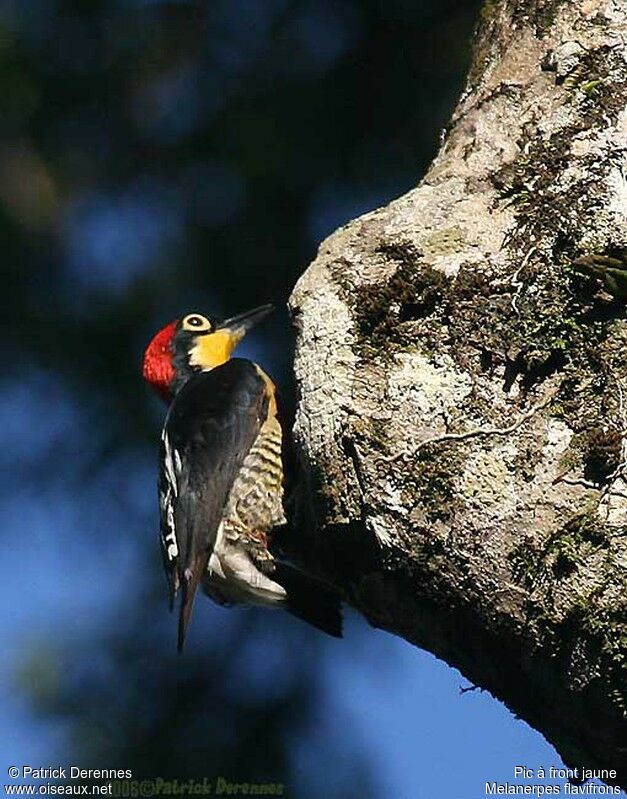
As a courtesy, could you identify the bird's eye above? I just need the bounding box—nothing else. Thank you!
[182,314,212,332]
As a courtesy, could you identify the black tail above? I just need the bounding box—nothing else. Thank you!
[273,562,343,638]
[177,553,207,653]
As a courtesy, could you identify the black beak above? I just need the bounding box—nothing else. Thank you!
[217,303,274,339]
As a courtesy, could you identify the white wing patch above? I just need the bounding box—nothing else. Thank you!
[162,427,179,498]
[160,428,180,562]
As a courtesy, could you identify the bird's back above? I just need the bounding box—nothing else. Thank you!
[159,358,271,646]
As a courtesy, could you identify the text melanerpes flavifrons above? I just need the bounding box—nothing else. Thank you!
[142,305,342,650]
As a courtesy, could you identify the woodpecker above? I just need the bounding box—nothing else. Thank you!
[142,304,342,649]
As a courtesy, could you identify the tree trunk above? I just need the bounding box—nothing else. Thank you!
[288,0,627,786]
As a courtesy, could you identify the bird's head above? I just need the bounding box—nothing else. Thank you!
[142,303,273,402]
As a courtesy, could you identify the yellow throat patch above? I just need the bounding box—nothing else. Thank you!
[189,330,239,371]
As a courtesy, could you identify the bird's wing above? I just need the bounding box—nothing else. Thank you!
[158,358,269,650]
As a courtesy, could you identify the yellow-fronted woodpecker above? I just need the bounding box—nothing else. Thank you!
[142,305,342,650]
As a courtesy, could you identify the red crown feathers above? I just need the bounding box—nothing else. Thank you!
[142,320,177,403]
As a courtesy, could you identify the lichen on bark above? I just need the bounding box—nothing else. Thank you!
[289,0,627,786]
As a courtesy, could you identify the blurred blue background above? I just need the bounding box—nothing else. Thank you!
[2,1,621,797]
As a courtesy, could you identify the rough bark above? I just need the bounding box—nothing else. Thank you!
[288,0,627,786]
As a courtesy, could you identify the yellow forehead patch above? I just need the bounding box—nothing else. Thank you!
[189,330,237,371]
